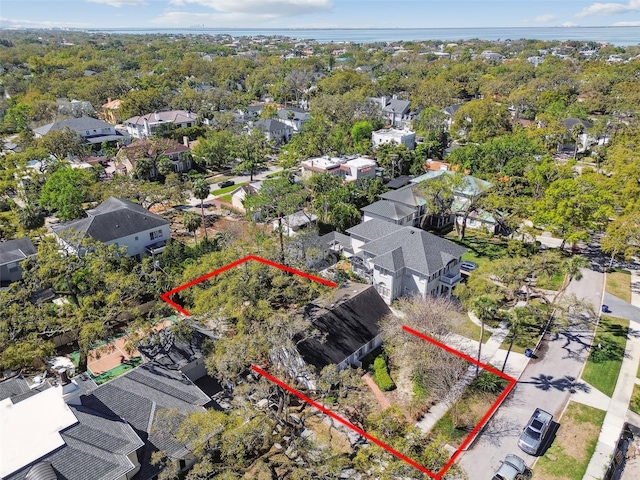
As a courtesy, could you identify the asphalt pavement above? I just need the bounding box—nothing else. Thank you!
[458,268,603,478]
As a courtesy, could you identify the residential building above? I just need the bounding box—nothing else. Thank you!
[300,156,377,182]
[33,116,128,147]
[56,98,94,117]
[377,183,428,227]
[118,139,192,178]
[361,200,417,226]
[369,95,416,128]
[273,211,318,237]
[51,197,170,260]
[0,237,37,286]
[371,128,416,150]
[328,219,466,304]
[253,118,293,145]
[442,104,462,130]
[276,107,310,132]
[124,110,197,139]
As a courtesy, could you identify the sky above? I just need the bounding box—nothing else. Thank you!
[1,0,640,30]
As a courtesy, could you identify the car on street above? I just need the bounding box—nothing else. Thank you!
[460,261,478,272]
[217,180,235,188]
[517,408,553,455]
[492,454,528,480]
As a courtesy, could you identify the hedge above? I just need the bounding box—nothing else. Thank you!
[373,355,396,391]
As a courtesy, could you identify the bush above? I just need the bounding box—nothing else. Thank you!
[472,371,507,394]
[373,355,396,391]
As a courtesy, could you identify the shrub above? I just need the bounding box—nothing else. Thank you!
[472,371,507,394]
[373,355,396,391]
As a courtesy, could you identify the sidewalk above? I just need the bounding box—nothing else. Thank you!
[583,270,640,480]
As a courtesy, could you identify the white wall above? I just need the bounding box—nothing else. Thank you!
[104,224,171,258]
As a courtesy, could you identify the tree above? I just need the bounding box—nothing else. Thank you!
[37,127,89,161]
[471,295,497,375]
[191,177,210,240]
[350,120,373,154]
[243,177,309,264]
[452,98,511,143]
[601,211,640,267]
[15,201,45,230]
[191,129,236,171]
[40,167,95,221]
[234,129,270,181]
[183,210,201,243]
[502,306,530,372]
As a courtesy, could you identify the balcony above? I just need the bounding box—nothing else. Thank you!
[440,272,462,286]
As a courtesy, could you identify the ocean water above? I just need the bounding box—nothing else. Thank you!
[87,26,640,46]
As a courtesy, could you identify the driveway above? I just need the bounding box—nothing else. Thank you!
[458,269,603,478]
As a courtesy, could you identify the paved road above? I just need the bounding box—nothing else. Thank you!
[458,269,603,478]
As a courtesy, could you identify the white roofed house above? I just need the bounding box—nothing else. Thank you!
[300,156,377,182]
[124,110,197,139]
[371,127,416,150]
[51,197,171,261]
[33,116,129,148]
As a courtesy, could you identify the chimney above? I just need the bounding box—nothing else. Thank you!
[143,117,150,137]
[107,97,112,103]
[59,368,82,405]
[154,112,160,121]
[183,135,189,148]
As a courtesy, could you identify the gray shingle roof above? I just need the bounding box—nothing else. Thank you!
[0,376,31,401]
[296,284,390,369]
[124,110,194,126]
[383,99,411,114]
[51,197,169,244]
[137,327,210,372]
[443,104,462,116]
[33,116,113,137]
[379,184,427,207]
[361,200,415,221]
[255,118,289,133]
[346,218,404,242]
[0,238,37,267]
[361,227,467,277]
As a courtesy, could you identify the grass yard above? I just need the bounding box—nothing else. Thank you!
[581,315,629,397]
[535,402,606,480]
[631,384,640,416]
[446,231,510,269]
[210,181,248,196]
[450,314,492,344]
[218,193,232,203]
[499,314,547,354]
[536,272,565,291]
[605,270,632,303]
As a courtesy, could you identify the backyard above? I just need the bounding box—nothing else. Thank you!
[535,402,606,480]
[581,315,629,397]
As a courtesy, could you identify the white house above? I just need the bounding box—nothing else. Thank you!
[123,110,197,139]
[33,116,128,146]
[300,156,377,182]
[253,119,293,145]
[327,219,466,304]
[371,128,416,150]
[51,197,171,261]
[277,107,310,132]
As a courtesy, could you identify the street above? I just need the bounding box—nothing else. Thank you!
[458,269,603,478]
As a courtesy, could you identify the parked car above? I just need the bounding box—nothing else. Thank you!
[460,261,478,272]
[218,180,235,188]
[492,454,528,480]
[518,408,553,455]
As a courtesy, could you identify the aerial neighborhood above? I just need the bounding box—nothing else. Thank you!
[1,29,640,480]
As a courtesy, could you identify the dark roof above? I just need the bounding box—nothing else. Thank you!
[347,219,404,242]
[383,99,411,114]
[0,376,31,401]
[379,184,427,208]
[277,108,309,121]
[361,227,467,277]
[385,175,412,189]
[443,104,462,116]
[254,118,289,133]
[296,284,390,369]
[51,197,169,244]
[137,327,210,371]
[563,117,594,131]
[82,362,209,480]
[0,238,37,267]
[361,200,415,221]
[33,116,113,136]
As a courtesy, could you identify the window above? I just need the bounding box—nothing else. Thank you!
[7,262,19,273]
[179,460,186,470]
[135,236,139,241]
[149,229,163,240]
[376,283,390,297]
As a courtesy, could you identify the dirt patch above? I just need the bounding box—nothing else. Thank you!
[304,414,353,454]
[554,418,599,462]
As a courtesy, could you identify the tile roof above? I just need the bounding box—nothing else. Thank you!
[361,227,467,277]
[51,197,169,244]
[0,238,37,267]
[295,284,390,369]
[0,376,31,401]
[361,200,415,221]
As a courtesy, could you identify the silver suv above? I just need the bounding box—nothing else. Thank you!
[492,454,527,480]
[518,408,553,455]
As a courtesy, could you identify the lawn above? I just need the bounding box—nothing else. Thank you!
[210,181,248,196]
[446,231,510,269]
[581,315,629,397]
[536,272,565,291]
[450,314,492,344]
[499,309,548,354]
[535,402,606,480]
[606,270,632,303]
[218,193,232,203]
[630,384,640,416]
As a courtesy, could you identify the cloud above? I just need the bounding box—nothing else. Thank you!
[561,21,579,27]
[0,16,90,28]
[167,0,333,17]
[533,14,557,22]
[86,0,148,7]
[613,19,640,24]
[576,0,640,17]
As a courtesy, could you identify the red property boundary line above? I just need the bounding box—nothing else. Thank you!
[161,256,517,478]
[160,254,337,316]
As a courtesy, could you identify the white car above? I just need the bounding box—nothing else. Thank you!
[492,454,527,480]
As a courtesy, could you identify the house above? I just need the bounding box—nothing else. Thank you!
[0,237,37,286]
[33,116,128,147]
[300,156,377,182]
[371,127,416,150]
[124,110,197,139]
[118,139,192,177]
[293,283,391,386]
[101,98,123,125]
[51,197,171,260]
[377,184,428,227]
[56,98,94,117]
[442,104,462,130]
[478,51,505,62]
[230,181,262,213]
[562,117,595,153]
[369,95,415,128]
[384,175,413,190]
[0,363,211,480]
[328,219,466,303]
[253,119,293,145]
[273,211,318,237]
[276,107,310,132]
[361,200,417,226]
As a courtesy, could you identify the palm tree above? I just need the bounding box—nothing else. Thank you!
[183,210,201,244]
[471,295,498,375]
[192,178,210,240]
[502,307,528,372]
